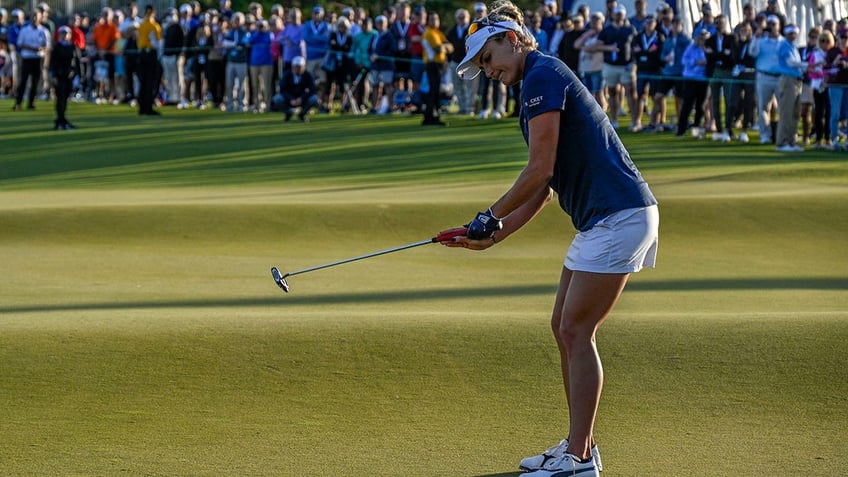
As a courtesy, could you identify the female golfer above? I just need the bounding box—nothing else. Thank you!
[440,1,658,475]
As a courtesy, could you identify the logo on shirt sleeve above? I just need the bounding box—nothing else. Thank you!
[525,95,543,108]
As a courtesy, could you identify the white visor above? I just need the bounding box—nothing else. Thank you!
[456,21,520,80]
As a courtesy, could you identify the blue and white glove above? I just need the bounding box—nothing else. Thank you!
[466,209,502,240]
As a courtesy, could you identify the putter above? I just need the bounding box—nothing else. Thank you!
[271,228,467,293]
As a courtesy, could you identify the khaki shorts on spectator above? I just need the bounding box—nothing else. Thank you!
[800,83,814,104]
[306,58,327,84]
[602,63,635,88]
[565,205,659,274]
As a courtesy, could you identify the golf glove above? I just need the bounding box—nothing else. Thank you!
[466,209,502,240]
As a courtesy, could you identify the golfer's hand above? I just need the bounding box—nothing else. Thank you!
[466,209,502,240]
[436,227,495,251]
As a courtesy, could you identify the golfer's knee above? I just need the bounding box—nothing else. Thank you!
[556,318,593,350]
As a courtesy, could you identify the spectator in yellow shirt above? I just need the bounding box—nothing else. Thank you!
[421,12,452,126]
[136,4,163,115]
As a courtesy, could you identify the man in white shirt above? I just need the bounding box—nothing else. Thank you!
[14,10,48,110]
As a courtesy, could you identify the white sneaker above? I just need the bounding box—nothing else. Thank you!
[493,111,503,120]
[775,144,798,152]
[721,132,731,143]
[522,453,599,477]
[519,439,603,473]
[711,132,723,141]
[691,127,703,139]
[478,110,490,119]
[630,123,642,133]
[760,136,771,145]
[739,131,750,143]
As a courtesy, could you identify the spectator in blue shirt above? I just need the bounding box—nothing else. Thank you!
[749,14,783,143]
[653,18,689,131]
[775,25,805,151]
[302,5,329,109]
[676,29,709,138]
[249,18,274,112]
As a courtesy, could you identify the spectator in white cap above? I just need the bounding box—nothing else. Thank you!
[774,24,805,152]
[278,55,318,121]
[749,12,783,144]
[656,2,674,38]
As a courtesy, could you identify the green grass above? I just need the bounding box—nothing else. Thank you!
[1,102,847,476]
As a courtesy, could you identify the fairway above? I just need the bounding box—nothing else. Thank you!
[2,104,847,476]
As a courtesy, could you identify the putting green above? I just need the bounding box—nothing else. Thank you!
[1,107,846,475]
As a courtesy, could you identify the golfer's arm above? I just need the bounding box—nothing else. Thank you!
[489,110,559,219]
[494,185,553,243]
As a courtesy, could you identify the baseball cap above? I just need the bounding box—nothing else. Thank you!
[456,20,521,80]
[783,24,798,35]
[312,5,324,14]
[473,2,486,12]
[766,14,779,24]
[58,25,71,34]
[613,5,627,15]
[292,55,306,66]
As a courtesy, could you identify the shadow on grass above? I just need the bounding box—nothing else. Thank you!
[2,277,845,314]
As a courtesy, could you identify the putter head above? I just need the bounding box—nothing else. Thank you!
[271,267,290,293]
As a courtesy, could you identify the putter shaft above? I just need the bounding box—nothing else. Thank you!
[284,238,433,278]
[271,228,467,293]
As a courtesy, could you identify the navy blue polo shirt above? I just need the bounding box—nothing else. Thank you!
[519,50,657,232]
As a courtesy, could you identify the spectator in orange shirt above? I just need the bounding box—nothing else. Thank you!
[92,7,119,102]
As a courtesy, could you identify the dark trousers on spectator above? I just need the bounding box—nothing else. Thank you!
[423,62,444,123]
[676,78,708,136]
[813,88,830,143]
[124,53,138,100]
[16,57,42,107]
[54,76,71,126]
[207,59,226,106]
[710,69,733,131]
[138,50,159,115]
[729,72,755,133]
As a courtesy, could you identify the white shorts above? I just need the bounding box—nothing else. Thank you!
[565,205,659,274]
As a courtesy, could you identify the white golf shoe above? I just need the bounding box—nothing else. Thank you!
[521,452,599,477]
[519,439,602,473]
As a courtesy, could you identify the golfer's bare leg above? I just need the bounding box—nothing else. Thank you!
[554,268,629,460]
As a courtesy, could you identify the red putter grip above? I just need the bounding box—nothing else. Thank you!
[433,228,468,242]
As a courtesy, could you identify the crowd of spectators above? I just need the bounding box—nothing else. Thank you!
[1,0,847,145]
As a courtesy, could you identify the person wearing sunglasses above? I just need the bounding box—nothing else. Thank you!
[441,1,658,475]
